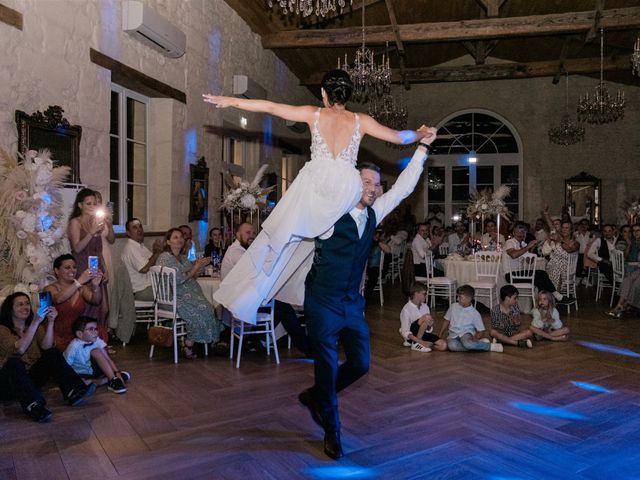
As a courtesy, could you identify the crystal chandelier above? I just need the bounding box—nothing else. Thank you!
[428,171,444,190]
[337,2,391,103]
[632,36,640,77]
[548,73,585,146]
[577,28,625,124]
[369,88,409,148]
[267,0,351,18]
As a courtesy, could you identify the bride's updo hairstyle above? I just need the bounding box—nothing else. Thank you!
[321,69,353,106]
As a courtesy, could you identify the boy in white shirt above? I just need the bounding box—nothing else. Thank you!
[64,316,130,394]
[399,283,447,352]
[440,285,503,352]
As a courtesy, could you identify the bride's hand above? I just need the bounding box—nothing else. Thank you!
[417,125,438,144]
[202,94,234,109]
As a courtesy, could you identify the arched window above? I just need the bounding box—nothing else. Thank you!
[425,109,523,225]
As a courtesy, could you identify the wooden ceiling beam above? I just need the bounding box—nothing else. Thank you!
[552,36,573,84]
[262,7,640,48]
[301,54,631,85]
[475,0,507,18]
[384,0,408,89]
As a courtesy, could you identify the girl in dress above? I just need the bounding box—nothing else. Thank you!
[528,291,570,342]
[203,69,437,322]
[67,188,112,343]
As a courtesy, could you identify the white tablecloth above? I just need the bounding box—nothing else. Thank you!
[441,257,546,312]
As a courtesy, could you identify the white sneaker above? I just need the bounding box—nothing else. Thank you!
[411,343,432,353]
[490,343,504,352]
[403,341,411,347]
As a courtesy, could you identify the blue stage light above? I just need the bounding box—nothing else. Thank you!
[510,402,588,420]
[576,341,640,358]
[571,381,614,394]
[398,156,412,169]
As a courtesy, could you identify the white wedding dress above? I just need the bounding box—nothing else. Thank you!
[214,109,363,323]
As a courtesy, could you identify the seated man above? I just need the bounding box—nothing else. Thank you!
[121,218,164,302]
[448,221,470,255]
[502,223,572,305]
[411,223,432,276]
[221,223,310,356]
[587,224,618,284]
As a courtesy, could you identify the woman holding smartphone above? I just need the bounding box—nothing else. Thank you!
[0,292,96,423]
[44,254,104,351]
[67,188,111,343]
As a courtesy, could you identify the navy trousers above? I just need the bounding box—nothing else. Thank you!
[304,292,370,433]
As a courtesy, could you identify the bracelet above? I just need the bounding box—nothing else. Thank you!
[73,279,82,288]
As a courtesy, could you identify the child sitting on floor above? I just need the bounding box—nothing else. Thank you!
[399,283,447,352]
[440,284,503,353]
[490,285,533,348]
[64,316,130,394]
[529,291,570,342]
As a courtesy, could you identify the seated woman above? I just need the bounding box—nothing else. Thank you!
[156,227,227,359]
[204,226,226,260]
[44,254,104,352]
[0,292,96,423]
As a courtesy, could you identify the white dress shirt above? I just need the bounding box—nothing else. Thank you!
[587,237,618,263]
[220,240,247,280]
[502,237,527,274]
[399,301,432,341]
[411,234,431,264]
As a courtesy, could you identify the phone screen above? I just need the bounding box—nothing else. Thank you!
[38,291,52,317]
[88,256,99,273]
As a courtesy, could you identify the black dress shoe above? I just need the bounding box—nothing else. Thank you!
[324,431,344,460]
[298,389,323,428]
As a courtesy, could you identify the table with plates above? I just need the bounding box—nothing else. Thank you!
[440,255,547,312]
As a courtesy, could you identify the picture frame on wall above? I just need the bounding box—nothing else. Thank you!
[189,156,209,221]
[15,106,82,184]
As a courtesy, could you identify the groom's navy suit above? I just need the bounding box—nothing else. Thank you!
[302,146,429,433]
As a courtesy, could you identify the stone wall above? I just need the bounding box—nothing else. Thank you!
[0,0,314,249]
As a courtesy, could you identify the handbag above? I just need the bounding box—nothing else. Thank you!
[148,326,173,347]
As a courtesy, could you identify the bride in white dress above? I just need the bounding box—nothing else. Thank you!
[203,70,436,323]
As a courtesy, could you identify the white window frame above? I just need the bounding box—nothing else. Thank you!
[426,109,523,223]
[110,84,149,231]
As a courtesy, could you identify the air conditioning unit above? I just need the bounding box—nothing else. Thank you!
[233,75,267,100]
[122,0,186,58]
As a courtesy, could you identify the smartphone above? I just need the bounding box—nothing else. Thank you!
[88,255,99,274]
[38,291,52,317]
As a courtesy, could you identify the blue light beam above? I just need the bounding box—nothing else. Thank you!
[510,402,588,420]
[576,341,640,359]
[571,381,614,394]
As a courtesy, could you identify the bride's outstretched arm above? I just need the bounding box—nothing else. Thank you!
[359,114,437,145]
[203,95,315,124]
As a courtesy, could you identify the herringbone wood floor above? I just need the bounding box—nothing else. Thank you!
[1,284,639,480]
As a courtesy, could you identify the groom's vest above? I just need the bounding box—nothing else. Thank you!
[305,207,376,302]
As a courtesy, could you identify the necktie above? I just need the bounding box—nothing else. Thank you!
[357,212,367,238]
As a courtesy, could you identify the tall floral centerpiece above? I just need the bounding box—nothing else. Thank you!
[466,185,512,250]
[0,149,70,296]
[221,164,275,231]
[621,197,640,225]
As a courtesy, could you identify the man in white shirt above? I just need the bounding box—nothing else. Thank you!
[502,223,572,304]
[448,222,470,254]
[220,223,256,281]
[587,224,618,284]
[411,223,432,276]
[121,218,164,301]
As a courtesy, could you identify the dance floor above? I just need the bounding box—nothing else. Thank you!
[1,284,639,480]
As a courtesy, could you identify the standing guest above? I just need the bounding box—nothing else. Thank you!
[44,254,104,352]
[411,223,432,276]
[533,218,548,244]
[121,218,164,302]
[490,285,533,348]
[587,224,618,284]
[0,293,96,423]
[399,283,447,352]
[67,188,110,342]
[502,223,572,305]
[624,224,640,274]
[64,316,129,393]
[574,219,592,284]
[543,212,579,291]
[440,285,504,353]
[204,227,226,259]
[157,228,226,359]
[298,140,436,460]
[529,291,570,341]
